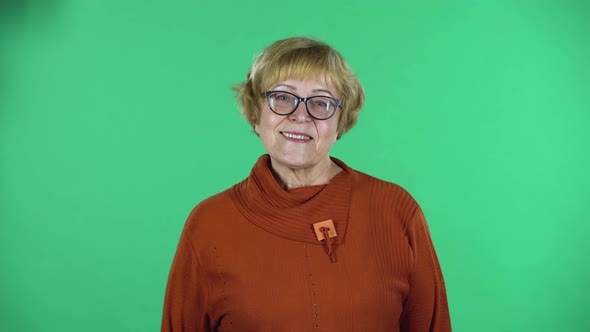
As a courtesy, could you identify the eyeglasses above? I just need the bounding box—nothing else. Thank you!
[262,90,341,120]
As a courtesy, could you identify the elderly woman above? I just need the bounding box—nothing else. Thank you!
[162,37,451,331]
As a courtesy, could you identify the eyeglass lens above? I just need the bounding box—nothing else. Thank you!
[267,91,336,120]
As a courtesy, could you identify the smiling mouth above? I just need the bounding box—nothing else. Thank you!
[281,132,312,140]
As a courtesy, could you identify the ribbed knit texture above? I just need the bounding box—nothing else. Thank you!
[162,155,451,332]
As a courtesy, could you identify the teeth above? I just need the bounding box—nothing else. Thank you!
[282,132,311,140]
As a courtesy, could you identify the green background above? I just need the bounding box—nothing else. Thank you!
[1,0,589,331]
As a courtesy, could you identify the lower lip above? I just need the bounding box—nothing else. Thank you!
[281,132,312,143]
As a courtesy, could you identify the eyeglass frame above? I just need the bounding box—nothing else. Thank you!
[261,90,342,120]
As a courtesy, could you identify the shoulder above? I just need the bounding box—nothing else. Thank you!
[335,157,417,207]
[349,168,420,221]
[181,180,246,236]
[350,168,417,203]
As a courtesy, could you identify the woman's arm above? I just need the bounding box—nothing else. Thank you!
[400,207,452,332]
[161,232,210,332]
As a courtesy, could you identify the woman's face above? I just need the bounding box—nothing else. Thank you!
[255,79,340,171]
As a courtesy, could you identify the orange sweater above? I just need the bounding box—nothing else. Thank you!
[162,155,451,331]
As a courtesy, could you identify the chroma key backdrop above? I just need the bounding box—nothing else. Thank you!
[1,0,589,331]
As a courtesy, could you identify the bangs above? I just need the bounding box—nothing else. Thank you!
[256,47,342,97]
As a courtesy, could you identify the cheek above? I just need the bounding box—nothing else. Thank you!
[256,109,269,134]
[256,109,281,137]
[262,110,285,129]
[322,119,339,141]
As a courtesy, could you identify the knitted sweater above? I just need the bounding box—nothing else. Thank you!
[162,155,451,331]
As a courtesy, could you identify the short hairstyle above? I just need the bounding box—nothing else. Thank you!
[234,37,365,139]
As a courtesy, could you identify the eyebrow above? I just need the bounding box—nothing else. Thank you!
[275,84,335,97]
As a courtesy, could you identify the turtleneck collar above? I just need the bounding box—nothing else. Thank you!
[230,155,352,246]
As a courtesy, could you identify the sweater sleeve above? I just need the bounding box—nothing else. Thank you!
[161,231,210,332]
[400,207,452,332]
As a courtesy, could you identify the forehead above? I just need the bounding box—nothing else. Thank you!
[271,79,335,94]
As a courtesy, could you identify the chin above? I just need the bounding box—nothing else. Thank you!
[272,154,315,170]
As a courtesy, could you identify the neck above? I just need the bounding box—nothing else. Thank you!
[269,157,343,190]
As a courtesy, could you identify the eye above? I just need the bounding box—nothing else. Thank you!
[311,97,333,110]
[271,92,295,103]
[313,100,328,108]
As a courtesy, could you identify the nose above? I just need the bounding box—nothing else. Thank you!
[288,100,311,122]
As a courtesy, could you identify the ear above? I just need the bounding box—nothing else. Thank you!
[254,124,259,135]
[333,126,340,142]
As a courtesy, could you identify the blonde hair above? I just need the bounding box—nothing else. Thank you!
[234,37,365,139]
